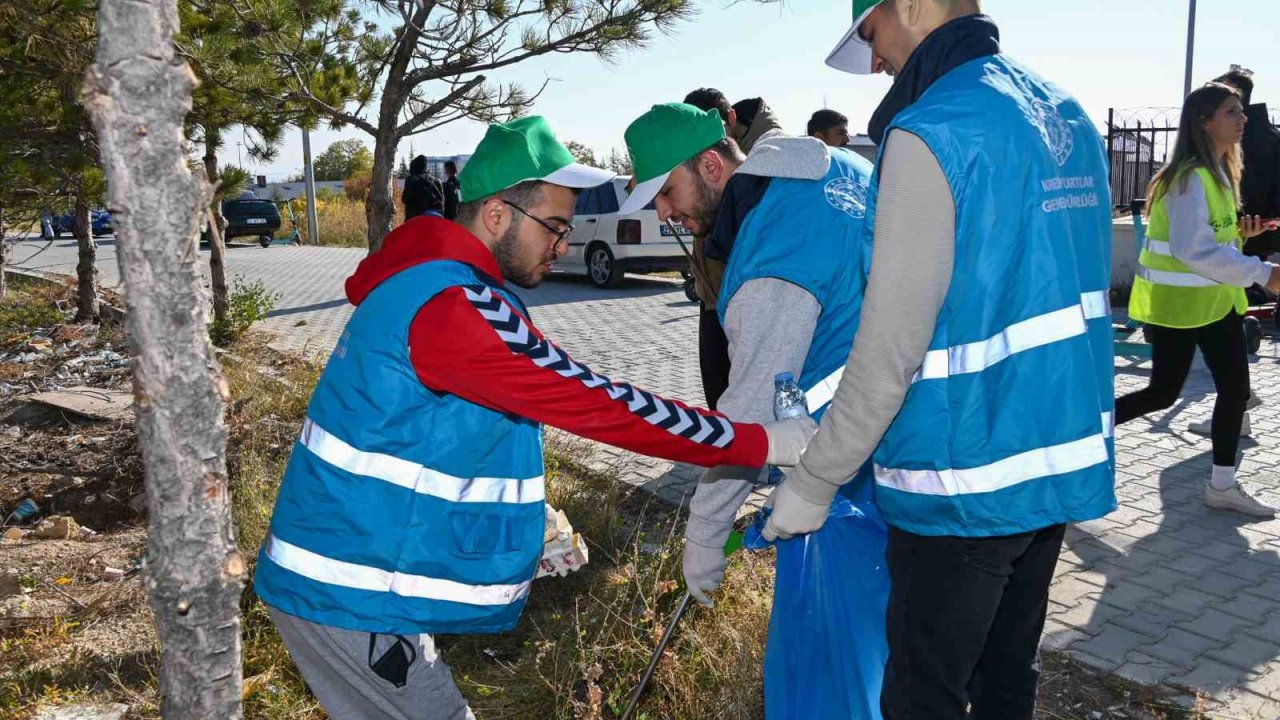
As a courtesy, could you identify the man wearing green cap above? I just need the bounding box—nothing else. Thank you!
[254,115,816,719]
[771,1,1116,718]
[622,101,886,715]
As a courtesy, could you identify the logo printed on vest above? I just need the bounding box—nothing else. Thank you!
[824,177,868,219]
[1029,99,1074,167]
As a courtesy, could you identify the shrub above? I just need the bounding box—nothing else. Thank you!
[344,173,371,202]
[210,277,280,346]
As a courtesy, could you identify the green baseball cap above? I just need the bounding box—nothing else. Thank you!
[826,0,884,74]
[619,103,726,215]
[459,116,613,203]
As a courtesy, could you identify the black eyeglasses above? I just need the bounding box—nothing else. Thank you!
[503,201,574,247]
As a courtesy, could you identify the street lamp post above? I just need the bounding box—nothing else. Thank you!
[1182,0,1197,99]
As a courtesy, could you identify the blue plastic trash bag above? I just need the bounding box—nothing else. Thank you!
[744,470,890,720]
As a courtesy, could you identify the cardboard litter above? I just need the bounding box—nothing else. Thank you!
[33,515,81,540]
[2,527,25,541]
[34,703,129,720]
[26,386,133,421]
[538,504,589,579]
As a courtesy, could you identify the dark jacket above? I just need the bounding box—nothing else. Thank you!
[443,175,461,220]
[1242,103,1280,256]
[402,156,443,221]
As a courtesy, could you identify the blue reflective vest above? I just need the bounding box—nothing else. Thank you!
[719,147,876,492]
[870,55,1117,537]
[254,260,547,635]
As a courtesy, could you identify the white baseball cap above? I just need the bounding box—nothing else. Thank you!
[825,0,885,74]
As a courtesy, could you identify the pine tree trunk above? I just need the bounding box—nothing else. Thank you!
[83,2,244,718]
[204,132,228,327]
[364,122,399,253]
[73,189,99,321]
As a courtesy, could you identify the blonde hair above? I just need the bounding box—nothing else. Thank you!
[1146,82,1244,211]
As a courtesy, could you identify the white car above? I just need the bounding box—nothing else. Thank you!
[559,176,693,289]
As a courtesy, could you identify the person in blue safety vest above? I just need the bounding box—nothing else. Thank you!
[254,115,817,720]
[764,1,1118,718]
[619,101,886,717]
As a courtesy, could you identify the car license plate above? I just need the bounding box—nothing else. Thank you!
[246,218,267,225]
[659,223,691,237]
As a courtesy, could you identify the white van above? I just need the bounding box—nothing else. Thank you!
[559,176,692,288]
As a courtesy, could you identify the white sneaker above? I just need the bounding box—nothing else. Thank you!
[1188,414,1251,437]
[1205,484,1277,517]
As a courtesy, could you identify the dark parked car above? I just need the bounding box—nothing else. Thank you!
[213,192,281,247]
[44,210,113,238]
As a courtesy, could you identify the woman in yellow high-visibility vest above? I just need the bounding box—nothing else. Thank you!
[1119,82,1280,517]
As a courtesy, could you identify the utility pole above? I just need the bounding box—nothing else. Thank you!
[1183,0,1197,99]
[301,127,320,245]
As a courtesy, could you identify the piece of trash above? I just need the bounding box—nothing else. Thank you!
[78,526,97,540]
[33,515,81,540]
[537,504,590,579]
[25,386,134,421]
[82,494,97,505]
[55,576,73,586]
[100,566,126,582]
[8,498,41,523]
[33,702,129,720]
[27,337,53,352]
[2,527,25,541]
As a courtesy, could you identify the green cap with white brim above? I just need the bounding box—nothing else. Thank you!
[459,116,614,203]
[826,0,885,74]
[619,103,727,216]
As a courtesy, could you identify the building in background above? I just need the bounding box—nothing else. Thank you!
[845,134,877,163]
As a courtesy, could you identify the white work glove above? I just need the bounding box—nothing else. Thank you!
[682,538,728,607]
[762,470,840,542]
[763,415,819,467]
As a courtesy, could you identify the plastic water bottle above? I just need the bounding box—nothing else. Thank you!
[767,372,810,484]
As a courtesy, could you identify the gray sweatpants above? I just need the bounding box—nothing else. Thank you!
[268,606,476,720]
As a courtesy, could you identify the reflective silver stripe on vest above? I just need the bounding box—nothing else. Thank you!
[300,418,545,504]
[805,367,844,415]
[1143,239,1173,257]
[265,534,532,606]
[1137,266,1219,288]
[913,290,1110,382]
[875,430,1110,497]
[801,291,1109,408]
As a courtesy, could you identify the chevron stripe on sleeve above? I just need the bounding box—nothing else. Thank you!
[462,285,735,448]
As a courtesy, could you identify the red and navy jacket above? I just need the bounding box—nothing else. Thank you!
[348,216,769,469]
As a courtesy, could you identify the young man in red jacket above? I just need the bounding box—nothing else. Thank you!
[259,115,815,720]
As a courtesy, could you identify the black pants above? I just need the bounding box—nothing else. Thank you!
[881,524,1066,720]
[1115,310,1249,467]
[698,307,731,411]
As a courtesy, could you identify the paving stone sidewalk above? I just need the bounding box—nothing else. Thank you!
[14,238,1280,717]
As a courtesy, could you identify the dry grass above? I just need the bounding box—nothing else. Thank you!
[289,194,405,249]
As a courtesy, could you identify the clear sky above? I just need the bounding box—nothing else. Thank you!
[222,0,1280,181]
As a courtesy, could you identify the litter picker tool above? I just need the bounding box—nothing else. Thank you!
[619,531,745,720]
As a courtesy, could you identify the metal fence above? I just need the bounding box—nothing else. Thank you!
[1106,106,1280,208]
